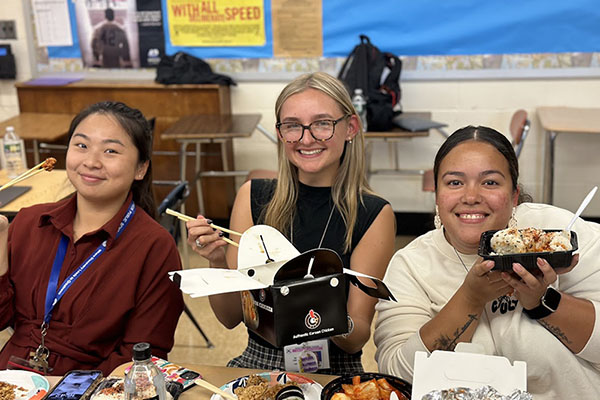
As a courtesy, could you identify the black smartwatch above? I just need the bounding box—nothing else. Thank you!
[523,287,562,320]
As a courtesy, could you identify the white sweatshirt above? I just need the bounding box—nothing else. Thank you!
[375,203,600,399]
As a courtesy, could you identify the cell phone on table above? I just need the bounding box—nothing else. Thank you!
[43,370,103,400]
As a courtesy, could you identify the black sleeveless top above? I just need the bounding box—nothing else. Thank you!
[248,179,389,352]
[250,179,389,268]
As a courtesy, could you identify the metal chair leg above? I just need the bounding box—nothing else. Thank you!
[184,304,214,348]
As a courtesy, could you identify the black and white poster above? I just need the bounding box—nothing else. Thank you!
[75,0,164,68]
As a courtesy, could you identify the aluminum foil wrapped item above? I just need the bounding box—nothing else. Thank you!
[421,385,532,400]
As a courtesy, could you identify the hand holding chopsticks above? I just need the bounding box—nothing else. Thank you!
[0,157,57,192]
[166,208,242,247]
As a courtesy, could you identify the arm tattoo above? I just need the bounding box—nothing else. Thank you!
[433,313,479,351]
[539,320,573,345]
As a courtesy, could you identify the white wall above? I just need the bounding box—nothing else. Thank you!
[0,0,32,121]
[5,1,600,216]
[231,78,600,216]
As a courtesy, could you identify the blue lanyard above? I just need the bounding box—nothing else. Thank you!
[43,201,136,325]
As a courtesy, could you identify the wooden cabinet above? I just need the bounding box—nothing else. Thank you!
[16,80,236,218]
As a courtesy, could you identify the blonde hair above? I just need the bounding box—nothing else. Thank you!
[263,72,374,252]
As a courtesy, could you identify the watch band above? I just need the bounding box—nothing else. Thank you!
[523,287,562,320]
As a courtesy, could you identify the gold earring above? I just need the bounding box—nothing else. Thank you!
[434,205,442,229]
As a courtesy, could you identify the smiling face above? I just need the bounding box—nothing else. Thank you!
[278,88,359,186]
[436,140,519,254]
[66,113,148,208]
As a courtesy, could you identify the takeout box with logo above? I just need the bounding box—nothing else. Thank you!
[170,225,395,347]
[411,343,528,399]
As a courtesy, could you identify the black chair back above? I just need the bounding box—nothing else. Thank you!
[157,181,189,242]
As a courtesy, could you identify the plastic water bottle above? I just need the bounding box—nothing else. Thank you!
[351,88,368,132]
[1,126,27,178]
[124,343,167,400]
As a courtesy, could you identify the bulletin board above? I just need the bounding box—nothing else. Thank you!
[35,0,600,78]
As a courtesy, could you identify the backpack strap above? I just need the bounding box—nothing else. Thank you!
[380,52,402,106]
[338,35,372,95]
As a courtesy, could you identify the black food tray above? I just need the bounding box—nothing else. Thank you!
[320,372,412,399]
[478,229,578,272]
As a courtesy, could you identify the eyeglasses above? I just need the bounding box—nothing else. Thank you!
[276,115,349,143]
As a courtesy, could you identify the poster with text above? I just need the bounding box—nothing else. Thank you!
[75,0,164,68]
[167,0,265,47]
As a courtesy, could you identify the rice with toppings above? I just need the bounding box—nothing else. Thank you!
[490,227,572,255]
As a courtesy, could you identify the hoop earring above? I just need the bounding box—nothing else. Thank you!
[434,205,442,229]
[508,207,517,228]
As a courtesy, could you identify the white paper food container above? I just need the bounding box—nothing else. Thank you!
[411,343,527,399]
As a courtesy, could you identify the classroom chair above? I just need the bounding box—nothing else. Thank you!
[157,180,214,348]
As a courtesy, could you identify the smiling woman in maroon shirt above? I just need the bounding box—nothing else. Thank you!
[0,101,184,375]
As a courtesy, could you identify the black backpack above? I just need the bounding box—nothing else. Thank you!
[155,51,236,86]
[338,35,402,131]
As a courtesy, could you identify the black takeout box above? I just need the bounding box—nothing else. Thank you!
[241,248,395,347]
[478,229,578,272]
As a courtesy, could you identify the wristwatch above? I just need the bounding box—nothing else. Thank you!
[523,287,562,320]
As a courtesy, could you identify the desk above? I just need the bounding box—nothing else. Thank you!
[16,79,234,218]
[0,169,75,215]
[162,113,262,216]
[537,107,600,204]
[365,112,432,179]
[0,113,73,164]
[110,363,336,400]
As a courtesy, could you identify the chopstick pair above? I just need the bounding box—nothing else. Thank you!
[0,157,57,192]
[194,377,237,400]
[165,208,241,247]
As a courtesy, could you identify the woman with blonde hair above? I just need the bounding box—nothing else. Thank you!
[186,72,396,374]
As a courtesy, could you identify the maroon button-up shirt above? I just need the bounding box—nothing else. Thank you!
[0,193,184,375]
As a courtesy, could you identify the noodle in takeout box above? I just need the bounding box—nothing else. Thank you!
[170,225,395,347]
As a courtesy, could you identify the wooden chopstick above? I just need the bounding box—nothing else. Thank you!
[165,208,241,247]
[194,378,237,400]
[0,168,46,192]
[0,160,46,190]
[219,236,239,247]
[165,208,243,236]
[165,208,194,222]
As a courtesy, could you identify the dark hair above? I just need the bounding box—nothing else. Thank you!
[105,8,115,21]
[433,125,532,203]
[67,101,156,219]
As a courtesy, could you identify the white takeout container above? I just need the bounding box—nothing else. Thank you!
[411,343,527,399]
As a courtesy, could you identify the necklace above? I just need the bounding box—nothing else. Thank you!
[453,247,470,273]
[291,204,336,248]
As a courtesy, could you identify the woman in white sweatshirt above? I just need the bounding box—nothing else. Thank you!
[375,125,600,399]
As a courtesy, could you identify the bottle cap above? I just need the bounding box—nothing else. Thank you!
[132,342,152,361]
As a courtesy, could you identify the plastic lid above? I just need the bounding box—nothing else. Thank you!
[132,342,152,361]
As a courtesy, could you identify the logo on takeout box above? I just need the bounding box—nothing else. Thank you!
[305,309,321,330]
